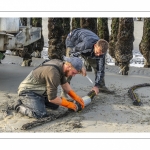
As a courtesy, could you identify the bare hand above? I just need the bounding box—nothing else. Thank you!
[91,86,99,95]
[81,67,87,76]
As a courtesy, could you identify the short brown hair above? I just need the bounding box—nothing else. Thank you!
[96,39,108,53]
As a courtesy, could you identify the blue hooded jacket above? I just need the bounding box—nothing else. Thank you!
[65,28,106,87]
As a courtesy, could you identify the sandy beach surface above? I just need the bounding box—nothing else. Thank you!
[0,18,150,143]
[0,55,150,135]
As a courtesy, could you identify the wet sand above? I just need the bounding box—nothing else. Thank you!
[0,55,150,133]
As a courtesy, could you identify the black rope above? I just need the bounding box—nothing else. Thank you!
[128,83,150,106]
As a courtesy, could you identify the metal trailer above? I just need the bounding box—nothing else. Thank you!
[0,18,42,66]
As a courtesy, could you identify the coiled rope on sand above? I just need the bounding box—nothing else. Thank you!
[128,83,150,106]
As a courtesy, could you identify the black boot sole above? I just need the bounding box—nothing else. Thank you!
[99,88,115,94]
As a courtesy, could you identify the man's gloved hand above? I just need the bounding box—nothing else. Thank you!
[61,97,77,111]
[68,90,85,109]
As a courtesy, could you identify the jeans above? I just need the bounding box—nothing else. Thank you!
[18,91,47,118]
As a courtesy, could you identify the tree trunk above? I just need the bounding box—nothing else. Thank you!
[139,18,150,68]
[48,18,64,60]
[20,18,27,26]
[109,18,119,64]
[97,18,109,42]
[31,18,44,57]
[71,18,80,31]
[62,18,71,56]
[115,18,134,75]
[80,18,97,34]
[19,18,33,66]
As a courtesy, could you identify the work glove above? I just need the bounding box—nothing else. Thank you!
[61,97,77,111]
[68,90,85,109]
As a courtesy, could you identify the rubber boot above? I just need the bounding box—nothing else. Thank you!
[99,78,115,94]
[21,59,32,66]
[11,99,22,110]
[0,52,5,60]
[16,104,36,118]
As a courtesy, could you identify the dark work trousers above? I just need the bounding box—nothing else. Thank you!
[18,92,59,119]
[82,55,105,87]
[18,92,47,119]
[66,47,105,87]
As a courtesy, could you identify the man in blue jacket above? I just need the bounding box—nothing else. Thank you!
[61,28,113,98]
